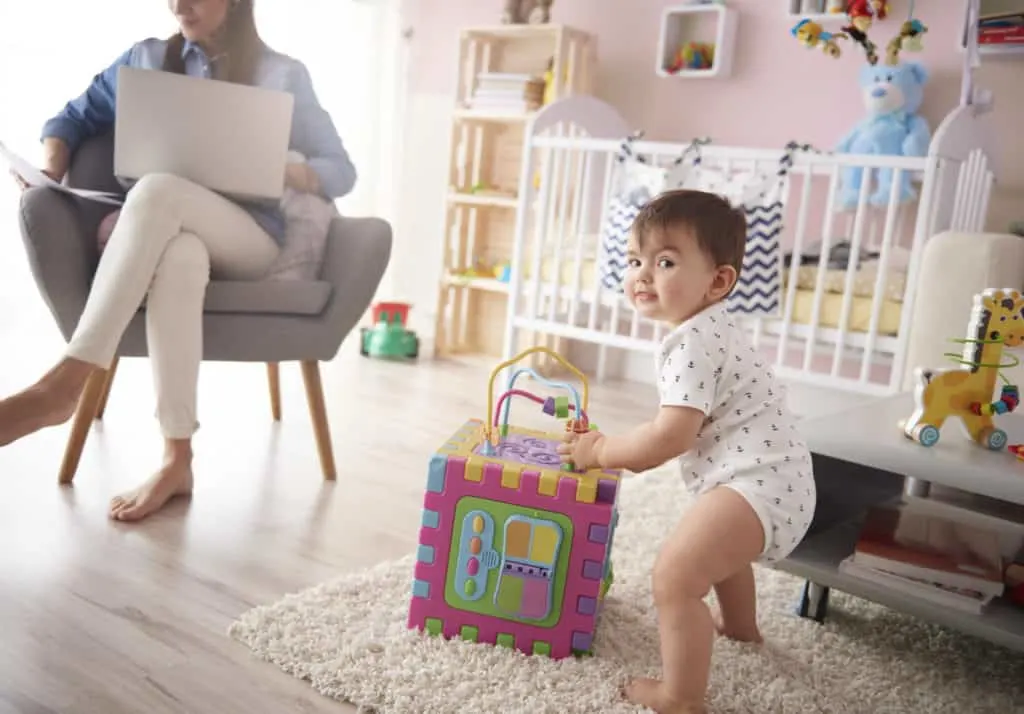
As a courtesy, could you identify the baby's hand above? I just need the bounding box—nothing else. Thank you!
[557,430,605,471]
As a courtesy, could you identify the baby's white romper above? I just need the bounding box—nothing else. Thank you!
[656,302,816,562]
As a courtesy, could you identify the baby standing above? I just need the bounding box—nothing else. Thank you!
[560,190,815,714]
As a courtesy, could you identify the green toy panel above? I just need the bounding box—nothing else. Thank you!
[444,495,574,629]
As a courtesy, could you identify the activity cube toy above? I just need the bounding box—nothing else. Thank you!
[408,347,621,659]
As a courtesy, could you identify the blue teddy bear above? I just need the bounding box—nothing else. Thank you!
[835,61,931,210]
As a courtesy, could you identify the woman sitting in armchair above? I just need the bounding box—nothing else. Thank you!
[3,0,355,521]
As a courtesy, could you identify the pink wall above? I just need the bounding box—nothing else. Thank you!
[405,0,1024,224]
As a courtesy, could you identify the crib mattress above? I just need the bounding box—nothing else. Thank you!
[791,262,907,303]
[784,289,903,335]
[522,258,903,336]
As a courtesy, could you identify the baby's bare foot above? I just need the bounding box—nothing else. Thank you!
[0,383,80,447]
[109,460,193,522]
[623,677,705,714]
[710,604,763,644]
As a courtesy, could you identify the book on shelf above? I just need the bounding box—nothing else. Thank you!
[838,556,996,614]
[465,72,545,112]
[847,501,1006,602]
[978,11,1024,44]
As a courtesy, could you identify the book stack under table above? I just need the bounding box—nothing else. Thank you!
[465,72,546,114]
[840,498,1020,615]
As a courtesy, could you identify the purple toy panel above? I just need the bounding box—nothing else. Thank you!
[473,433,562,467]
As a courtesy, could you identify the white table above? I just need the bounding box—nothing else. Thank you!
[775,392,1024,651]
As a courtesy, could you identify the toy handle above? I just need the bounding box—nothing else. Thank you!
[492,375,585,430]
[485,347,589,439]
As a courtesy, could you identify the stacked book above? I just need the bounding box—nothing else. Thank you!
[839,501,1007,614]
[978,11,1024,46]
[465,72,546,114]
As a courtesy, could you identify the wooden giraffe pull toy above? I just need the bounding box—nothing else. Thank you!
[903,288,1024,450]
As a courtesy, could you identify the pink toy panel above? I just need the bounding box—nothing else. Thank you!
[408,419,621,659]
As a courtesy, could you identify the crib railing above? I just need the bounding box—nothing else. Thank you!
[503,107,993,395]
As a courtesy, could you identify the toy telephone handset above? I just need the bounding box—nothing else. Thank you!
[481,346,597,472]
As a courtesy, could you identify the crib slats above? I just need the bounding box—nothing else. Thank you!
[776,165,814,367]
[830,162,874,377]
[860,167,903,383]
[802,163,842,372]
[567,149,592,327]
[505,116,990,397]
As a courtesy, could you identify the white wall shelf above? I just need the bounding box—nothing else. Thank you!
[959,0,1024,58]
[656,3,738,79]
[785,0,849,21]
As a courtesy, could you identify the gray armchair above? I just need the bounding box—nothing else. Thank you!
[18,132,392,484]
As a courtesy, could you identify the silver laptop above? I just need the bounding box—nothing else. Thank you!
[114,66,294,201]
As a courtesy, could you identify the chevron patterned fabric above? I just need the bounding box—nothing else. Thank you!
[727,197,783,317]
[598,195,640,292]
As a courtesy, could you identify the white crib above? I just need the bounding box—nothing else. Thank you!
[500,95,995,396]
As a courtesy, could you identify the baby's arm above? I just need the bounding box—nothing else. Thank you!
[565,320,722,473]
[588,406,704,473]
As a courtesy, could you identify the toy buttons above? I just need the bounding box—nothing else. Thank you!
[902,288,1024,451]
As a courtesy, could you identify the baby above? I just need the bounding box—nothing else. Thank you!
[560,189,815,714]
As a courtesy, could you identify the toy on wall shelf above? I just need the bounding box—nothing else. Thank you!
[501,0,554,25]
[360,301,420,360]
[667,42,715,73]
[408,346,621,659]
[902,288,1024,451]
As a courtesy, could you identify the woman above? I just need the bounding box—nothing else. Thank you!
[2,0,356,522]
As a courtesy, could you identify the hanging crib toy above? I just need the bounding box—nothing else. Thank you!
[789,0,928,64]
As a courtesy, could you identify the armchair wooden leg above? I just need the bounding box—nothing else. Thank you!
[95,357,119,420]
[300,360,336,481]
[58,369,110,485]
[267,362,282,421]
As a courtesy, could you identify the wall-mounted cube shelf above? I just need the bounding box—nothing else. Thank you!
[656,3,738,79]
[785,0,849,22]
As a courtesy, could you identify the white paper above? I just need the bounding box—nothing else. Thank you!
[0,140,123,206]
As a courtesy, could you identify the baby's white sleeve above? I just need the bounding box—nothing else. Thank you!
[658,330,720,415]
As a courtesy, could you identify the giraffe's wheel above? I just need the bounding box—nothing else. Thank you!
[984,427,1009,451]
[912,424,940,447]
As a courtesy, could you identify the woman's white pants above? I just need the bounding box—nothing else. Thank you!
[65,173,280,439]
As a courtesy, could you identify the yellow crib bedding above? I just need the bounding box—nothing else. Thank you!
[519,255,906,336]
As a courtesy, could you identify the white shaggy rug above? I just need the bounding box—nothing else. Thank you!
[229,466,1024,713]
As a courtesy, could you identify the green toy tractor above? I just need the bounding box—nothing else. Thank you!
[359,301,420,360]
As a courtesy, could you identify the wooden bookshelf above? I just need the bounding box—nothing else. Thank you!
[432,24,596,358]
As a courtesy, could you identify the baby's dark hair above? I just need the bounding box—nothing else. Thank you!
[631,189,747,286]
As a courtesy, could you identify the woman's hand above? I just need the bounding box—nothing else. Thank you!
[558,430,606,472]
[284,162,321,194]
[9,167,61,192]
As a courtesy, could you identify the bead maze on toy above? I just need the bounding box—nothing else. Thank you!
[408,347,620,659]
[903,288,1024,451]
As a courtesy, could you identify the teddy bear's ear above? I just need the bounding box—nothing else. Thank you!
[905,61,929,86]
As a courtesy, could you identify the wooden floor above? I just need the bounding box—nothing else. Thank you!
[0,183,861,713]
[0,246,663,712]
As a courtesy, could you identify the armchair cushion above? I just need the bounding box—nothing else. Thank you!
[202,280,332,315]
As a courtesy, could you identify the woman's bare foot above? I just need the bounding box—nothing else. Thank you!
[0,359,95,447]
[710,603,763,644]
[109,440,193,522]
[623,678,705,714]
